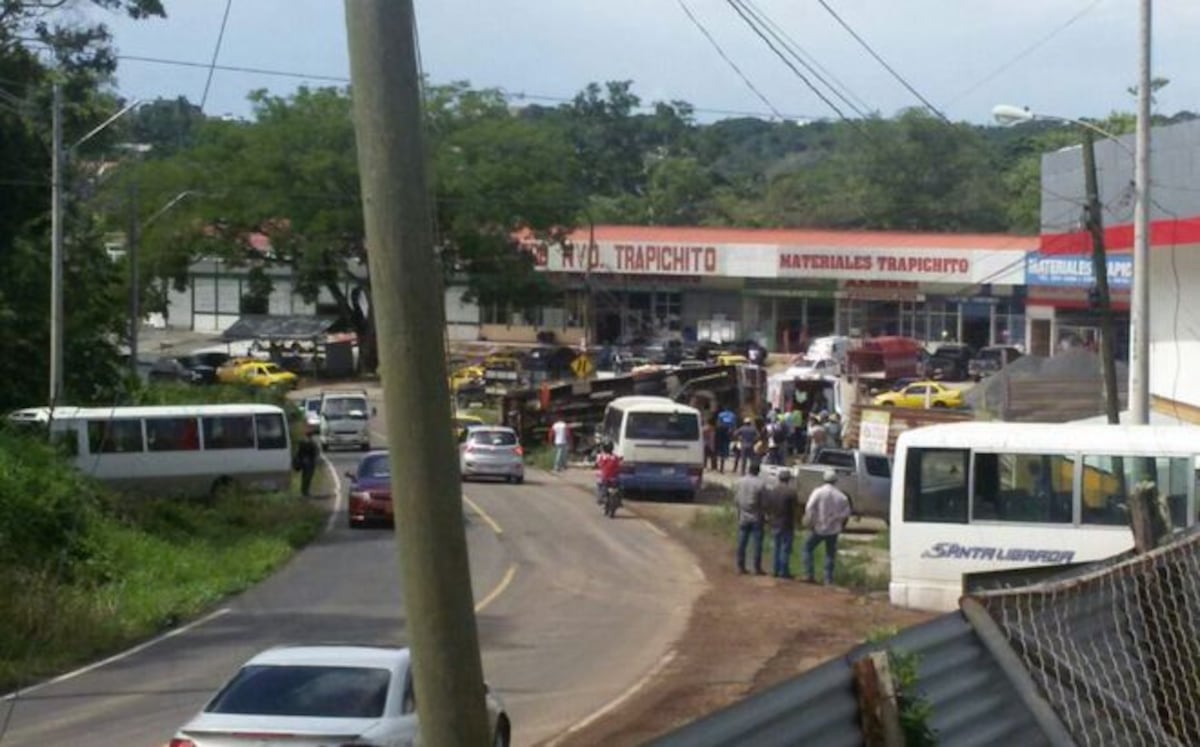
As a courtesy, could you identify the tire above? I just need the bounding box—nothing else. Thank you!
[360,442,371,452]
[493,717,511,747]
[932,402,947,408]
[348,516,362,529]
[881,401,895,407]
[514,475,524,485]
[505,475,514,484]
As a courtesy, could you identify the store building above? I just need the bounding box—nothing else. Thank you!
[514,226,1032,351]
[1038,118,1200,419]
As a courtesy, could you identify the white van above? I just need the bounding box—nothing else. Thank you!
[319,389,373,451]
[600,396,704,499]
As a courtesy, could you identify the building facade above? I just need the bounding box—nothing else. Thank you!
[1039,118,1200,419]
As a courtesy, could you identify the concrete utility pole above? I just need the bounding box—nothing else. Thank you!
[1081,130,1122,425]
[128,179,140,376]
[1129,0,1152,424]
[343,3,491,746]
[49,82,64,405]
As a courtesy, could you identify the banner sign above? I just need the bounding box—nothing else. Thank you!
[1025,252,1132,289]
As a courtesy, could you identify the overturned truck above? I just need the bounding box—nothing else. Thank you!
[502,364,766,455]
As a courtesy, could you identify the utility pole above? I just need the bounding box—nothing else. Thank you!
[343,3,491,747]
[128,178,140,376]
[1081,130,1122,425]
[1129,0,1152,424]
[49,82,64,406]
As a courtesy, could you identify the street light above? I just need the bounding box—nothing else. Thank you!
[993,103,1149,424]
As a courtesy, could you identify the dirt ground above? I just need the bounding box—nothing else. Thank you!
[550,499,934,747]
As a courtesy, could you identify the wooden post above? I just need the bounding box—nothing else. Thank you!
[853,651,905,747]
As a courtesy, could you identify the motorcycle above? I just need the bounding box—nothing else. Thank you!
[602,483,622,519]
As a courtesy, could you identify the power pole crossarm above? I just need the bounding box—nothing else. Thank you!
[343,3,491,746]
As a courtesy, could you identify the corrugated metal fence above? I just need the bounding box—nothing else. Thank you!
[650,611,1054,747]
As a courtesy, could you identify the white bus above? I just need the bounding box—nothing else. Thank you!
[600,396,704,499]
[890,421,1200,612]
[8,404,293,497]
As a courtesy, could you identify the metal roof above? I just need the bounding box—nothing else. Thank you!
[650,612,1054,747]
[221,315,338,341]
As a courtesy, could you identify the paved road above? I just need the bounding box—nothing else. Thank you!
[0,411,702,747]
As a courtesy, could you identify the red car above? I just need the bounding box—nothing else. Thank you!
[345,450,393,528]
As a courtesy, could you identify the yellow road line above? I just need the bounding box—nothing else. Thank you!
[463,493,504,536]
[475,564,517,613]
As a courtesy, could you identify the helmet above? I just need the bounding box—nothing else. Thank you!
[601,441,614,454]
[822,468,838,483]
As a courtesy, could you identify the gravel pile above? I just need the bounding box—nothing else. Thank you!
[966,350,1128,412]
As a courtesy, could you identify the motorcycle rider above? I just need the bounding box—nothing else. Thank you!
[595,440,622,505]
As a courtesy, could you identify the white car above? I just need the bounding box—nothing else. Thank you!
[169,645,511,747]
[460,426,525,484]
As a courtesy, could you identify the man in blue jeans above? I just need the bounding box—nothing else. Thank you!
[763,468,799,578]
[802,468,852,584]
[733,463,767,575]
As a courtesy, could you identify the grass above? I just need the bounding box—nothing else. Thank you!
[0,489,324,694]
[523,444,559,472]
[689,504,890,591]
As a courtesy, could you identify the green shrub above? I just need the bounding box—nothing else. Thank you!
[0,426,104,576]
[130,382,287,407]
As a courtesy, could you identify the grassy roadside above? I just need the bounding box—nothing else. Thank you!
[690,504,889,591]
[0,408,326,694]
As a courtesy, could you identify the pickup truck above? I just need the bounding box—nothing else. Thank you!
[784,448,893,522]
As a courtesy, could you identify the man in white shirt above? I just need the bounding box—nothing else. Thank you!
[549,417,570,472]
[802,468,852,584]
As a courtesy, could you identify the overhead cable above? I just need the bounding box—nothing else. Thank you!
[676,0,786,120]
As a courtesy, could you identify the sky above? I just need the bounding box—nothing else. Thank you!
[82,0,1200,125]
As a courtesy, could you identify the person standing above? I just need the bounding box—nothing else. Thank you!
[825,412,843,450]
[703,415,717,472]
[549,416,570,472]
[806,414,828,463]
[294,427,319,497]
[802,469,853,585]
[715,405,736,473]
[763,468,799,578]
[733,463,767,575]
[733,418,758,475]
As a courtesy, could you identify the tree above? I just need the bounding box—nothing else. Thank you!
[0,0,166,410]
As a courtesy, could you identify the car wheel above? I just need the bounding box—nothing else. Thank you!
[348,515,362,529]
[504,475,514,484]
[360,442,371,452]
[932,402,947,408]
[881,401,894,407]
[493,717,510,747]
[514,475,524,485]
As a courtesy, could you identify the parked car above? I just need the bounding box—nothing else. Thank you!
[922,342,975,382]
[968,345,1023,380]
[299,396,322,431]
[238,361,298,389]
[147,357,201,384]
[872,380,964,409]
[788,448,893,522]
[345,450,393,528]
[168,645,511,747]
[176,355,220,385]
[460,425,524,483]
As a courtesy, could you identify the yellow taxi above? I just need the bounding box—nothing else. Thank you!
[236,361,298,389]
[449,365,485,392]
[872,380,964,409]
[215,357,262,384]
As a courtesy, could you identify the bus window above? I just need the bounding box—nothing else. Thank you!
[203,416,255,450]
[255,413,288,450]
[973,453,1073,523]
[146,418,200,452]
[87,419,145,454]
[1082,456,1190,528]
[903,448,968,524]
[625,412,700,441]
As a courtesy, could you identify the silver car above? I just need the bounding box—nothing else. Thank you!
[170,645,510,747]
[460,426,525,484]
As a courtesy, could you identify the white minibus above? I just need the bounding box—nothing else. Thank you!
[600,396,704,499]
[8,404,293,497]
[890,421,1200,612]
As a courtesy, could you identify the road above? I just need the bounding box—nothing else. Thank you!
[0,412,703,747]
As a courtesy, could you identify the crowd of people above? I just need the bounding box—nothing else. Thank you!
[703,403,844,475]
[733,463,852,584]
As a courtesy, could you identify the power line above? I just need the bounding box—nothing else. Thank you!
[115,53,826,121]
[744,0,873,114]
[814,0,949,122]
[724,0,858,127]
[199,0,235,111]
[946,0,1106,107]
[734,0,871,121]
[675,0,785,120]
